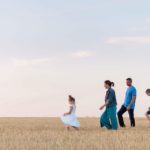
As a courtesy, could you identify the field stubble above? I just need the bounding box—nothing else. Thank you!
[0,118,149,150]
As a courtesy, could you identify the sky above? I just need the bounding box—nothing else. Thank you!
[0,0,150,117]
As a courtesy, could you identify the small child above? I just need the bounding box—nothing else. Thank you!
[145,89,150,122]
[61,95,80,131]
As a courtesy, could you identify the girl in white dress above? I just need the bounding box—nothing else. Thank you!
[61,95,80,131]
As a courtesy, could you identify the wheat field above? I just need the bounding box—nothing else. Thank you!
[0,118,149,150]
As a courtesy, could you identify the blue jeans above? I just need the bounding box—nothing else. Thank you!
[100,106,118,130]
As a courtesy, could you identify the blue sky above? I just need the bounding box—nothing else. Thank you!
[0,0,150,117]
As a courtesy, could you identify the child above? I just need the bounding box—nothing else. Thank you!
[61,95,80,131]
[145,89,150,122]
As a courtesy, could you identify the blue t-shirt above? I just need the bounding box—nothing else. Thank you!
[123,86,137,109]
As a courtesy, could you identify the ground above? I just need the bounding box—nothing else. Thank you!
[0,118,149,150]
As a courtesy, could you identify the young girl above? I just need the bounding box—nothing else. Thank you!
[145,89,150,122]
[61,95,80,131]
[99,80,118,130]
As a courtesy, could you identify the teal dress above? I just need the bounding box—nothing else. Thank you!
[100,88,118,130]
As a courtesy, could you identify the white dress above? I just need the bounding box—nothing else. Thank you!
[61,104,80,128]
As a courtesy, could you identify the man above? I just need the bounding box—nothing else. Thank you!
[118,78,137,127]
[145,89,150,122]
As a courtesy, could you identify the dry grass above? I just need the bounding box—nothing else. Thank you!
[0,118,149,150]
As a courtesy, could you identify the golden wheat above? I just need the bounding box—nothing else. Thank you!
[0,118,149,150]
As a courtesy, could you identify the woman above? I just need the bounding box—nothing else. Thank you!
[99,80,118,130]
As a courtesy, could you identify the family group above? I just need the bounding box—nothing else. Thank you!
[60,78,150,131]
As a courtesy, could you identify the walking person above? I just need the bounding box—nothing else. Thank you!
[99,80,118,130]
[118,78,137,127]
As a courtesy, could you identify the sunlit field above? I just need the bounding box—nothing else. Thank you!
[0,118,149,150]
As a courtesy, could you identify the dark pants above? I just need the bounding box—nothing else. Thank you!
[117,105,135,127]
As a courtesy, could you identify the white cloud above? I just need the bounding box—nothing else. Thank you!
[12,57,57,67]
[107,36,150,45]
[72,51,94,58]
